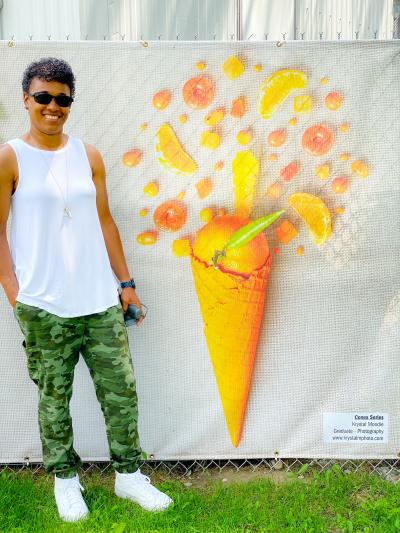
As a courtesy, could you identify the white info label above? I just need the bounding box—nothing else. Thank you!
[323,413,388,443]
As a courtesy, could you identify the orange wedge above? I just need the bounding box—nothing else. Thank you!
[288,192,331,245]
[156,123,197,176]
[258,69,307,120]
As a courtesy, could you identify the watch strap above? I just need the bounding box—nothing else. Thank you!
[120,278,136,289]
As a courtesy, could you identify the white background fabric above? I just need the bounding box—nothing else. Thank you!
[0,40,399,462]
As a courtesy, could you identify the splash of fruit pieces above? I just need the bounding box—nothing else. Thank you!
[196,177,213,199]
[294,94,312,114]
[275,219,298,244]
[156,123,197,175]
[258,69,308,120]
[230,96,246,118]
[200,131,221,150]
[325,92,343,110]
[137,231,158,245]
[302,124,333,156]
[233,150,259,218]
[172,238,191,257]
[122,149,142,167]
[268,129,286,147]
[143,181,159,197]
[223,56,244,79]
[280,161,299,182]
[204,108,225,126]
[351,160,369,178]
[288,192,332,245]
[332,177,349,194]
[152,90,171,110]
[153,200,187,232]
[183,76,215,109]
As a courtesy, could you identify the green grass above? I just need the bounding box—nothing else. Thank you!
[1,466,400,532]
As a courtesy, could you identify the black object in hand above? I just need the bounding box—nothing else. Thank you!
[123,304,144,326]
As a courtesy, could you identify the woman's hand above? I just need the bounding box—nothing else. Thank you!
[120,287,145,326]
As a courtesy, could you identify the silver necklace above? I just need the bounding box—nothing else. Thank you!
[40,147,72,218]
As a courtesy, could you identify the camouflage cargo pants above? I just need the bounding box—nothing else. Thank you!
[14,301,142,479]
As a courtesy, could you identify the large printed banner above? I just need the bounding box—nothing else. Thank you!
[0,41,399,462]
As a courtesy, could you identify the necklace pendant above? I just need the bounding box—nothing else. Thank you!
[64,207,72,218]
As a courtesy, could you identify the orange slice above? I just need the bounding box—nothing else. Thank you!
[182,76,214,109]
[258,69,307,120]
[302,124,333,156]
[156,123,197,175]
[288,192,331,245]
[153,200,187,232]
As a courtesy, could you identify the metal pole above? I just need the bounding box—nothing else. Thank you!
[236,0,242,40]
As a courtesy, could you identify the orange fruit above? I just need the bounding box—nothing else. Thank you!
[172,238,191,257]
[153,200,187,232]
[200,131,221,150]
[280,161,299,182]
[137,231,158,245]
[302,124,333,156]
[152,90,171,110]
[268,129,286,147]
[288,192,331,245]
[192,214,269,275]
[195,178,213,199]
[257,69,308,120]
[332,177,349,194]
[325,92,343,110]
[351,160,369,178]
[204,108,225,126]
[222,56,244,79]
[182,76,215,109]
[143,181,159,197]
[230,96,246,118]
[122,149,142,167]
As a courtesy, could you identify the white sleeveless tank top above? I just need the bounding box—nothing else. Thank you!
[8,136,119,317]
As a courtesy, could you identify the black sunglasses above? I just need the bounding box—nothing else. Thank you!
[28,92,74,108]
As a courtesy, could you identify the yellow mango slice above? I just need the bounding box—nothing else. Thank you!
[232,150,259,218]
[288,192,331,245]
[156,123,197,175]
[258,69,308,120]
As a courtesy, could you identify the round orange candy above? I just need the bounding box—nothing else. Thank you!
[332,177,349,194]
[152,90,171,110]
[302,124,333,156]
[122,149,142,167]
[268,129,286,147]
[153,200,187,232]
[182,76,214,109]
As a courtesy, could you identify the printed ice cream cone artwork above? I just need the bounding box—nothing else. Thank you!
[126,55,370,447]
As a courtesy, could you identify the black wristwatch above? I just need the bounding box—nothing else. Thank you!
[120,278,136,289]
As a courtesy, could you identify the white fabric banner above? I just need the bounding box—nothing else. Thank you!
[0,40,399,462]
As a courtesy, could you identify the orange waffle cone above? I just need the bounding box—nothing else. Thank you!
[190,255,271,447]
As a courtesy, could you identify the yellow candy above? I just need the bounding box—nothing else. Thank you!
[294,94,312,114]
[253,63,262,72]
[143,181,159,197]
[267,181,283,199]
[200,207,214,223]
[139,208,149,217]
[315,164,330,180]
[339,123,349,133]
[196,61,206,70]
[222,56,244,79]
[296,245,304,256]
[236,129,253,145]
[288,117,297,126]
[177,191,185,200]
[340,153,349,161]
[139,122,148,131]
[267,153,278,161]
[335,206,345,214]
[351,160,369,178]
[172,238,191,257]
[320,77,329,85]
[214,161,224,171]
[200,131,221,150]
[179,114,188,124]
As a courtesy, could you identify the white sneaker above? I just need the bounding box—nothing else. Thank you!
[54,474,89,522]
[115,469,173,511]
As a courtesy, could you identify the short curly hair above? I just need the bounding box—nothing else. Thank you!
[22,57,75,97]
